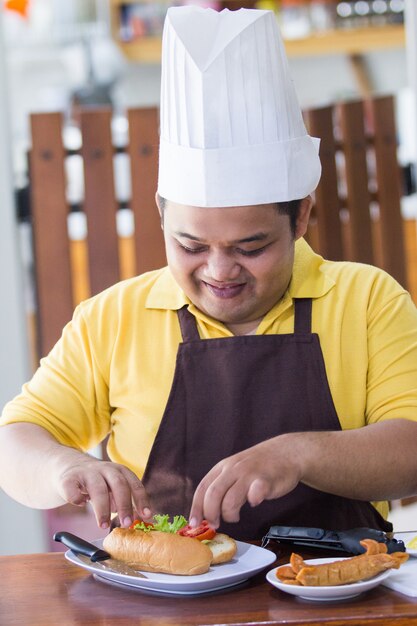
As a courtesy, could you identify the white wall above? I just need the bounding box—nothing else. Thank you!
[404,0,417,171]
[0,9,47,556]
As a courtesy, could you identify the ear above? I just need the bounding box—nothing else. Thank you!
[155,192,164,229]
[295,196,313,241]
[155,192,162,217]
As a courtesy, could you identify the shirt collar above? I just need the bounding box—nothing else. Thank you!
[145,266,189,310]
[145,238,335,311]
[289,238,335,299]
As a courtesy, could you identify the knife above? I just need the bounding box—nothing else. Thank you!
[53,531,147,578]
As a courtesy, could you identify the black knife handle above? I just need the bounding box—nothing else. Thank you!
[53,531,110,562]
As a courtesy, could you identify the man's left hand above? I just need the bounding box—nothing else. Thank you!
[189,420,417,530]
[189,435,301,529]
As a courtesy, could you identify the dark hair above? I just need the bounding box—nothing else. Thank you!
[157,194,301,237]
[275,199,302,237]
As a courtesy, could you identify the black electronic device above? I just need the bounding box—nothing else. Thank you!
[261,525,405,555]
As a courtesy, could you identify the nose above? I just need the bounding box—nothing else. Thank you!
[205,250,241,282]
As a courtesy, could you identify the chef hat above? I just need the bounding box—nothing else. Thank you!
[157,6,321,207]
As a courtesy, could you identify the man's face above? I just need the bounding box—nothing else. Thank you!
[161,200,310,334]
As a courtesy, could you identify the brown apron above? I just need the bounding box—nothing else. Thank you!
[142,298,392,540]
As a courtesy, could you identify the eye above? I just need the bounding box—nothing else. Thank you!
[178,242,207,254]
[237,244,269,257]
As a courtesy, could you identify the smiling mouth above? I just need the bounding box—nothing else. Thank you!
[203,281,246,299]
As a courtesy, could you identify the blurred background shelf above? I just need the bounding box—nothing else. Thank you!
[109,0,405,63]
[112,23,405,62]
[285,23,404,56]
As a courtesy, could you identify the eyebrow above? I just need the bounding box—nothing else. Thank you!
[174,231,269,244]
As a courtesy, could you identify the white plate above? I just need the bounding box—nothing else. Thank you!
[395,531,417,558]
[65,539,276,596]
[381,554,417,597]
[266,557,392,601]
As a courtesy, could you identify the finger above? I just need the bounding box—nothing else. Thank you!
[220,478,252,522]
[119,467,153,522]
[195,469,239,528]
[84,474,113,529]
[189,465,223,528]
[109,493,117,514]
[60,477,90,507]
[61,472,111,529]
[247,478,270,507]
[102,468,136,528]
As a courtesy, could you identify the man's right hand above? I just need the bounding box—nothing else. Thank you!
[55,455,153,529]
[0,423,153,529]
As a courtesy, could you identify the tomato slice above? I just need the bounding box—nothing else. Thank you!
[129,519,154,530]
[177,520,216,541]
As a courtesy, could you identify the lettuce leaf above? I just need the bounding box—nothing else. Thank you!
[152,514,188,533]
[131,514,188,533]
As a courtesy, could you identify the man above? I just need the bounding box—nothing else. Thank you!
[1,7,417,541]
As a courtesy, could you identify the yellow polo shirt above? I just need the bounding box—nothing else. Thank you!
[2,239,417,520]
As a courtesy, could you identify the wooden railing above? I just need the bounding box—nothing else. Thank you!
[29,96,416,362]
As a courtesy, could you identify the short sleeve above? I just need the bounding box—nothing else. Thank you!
[0,304,111,450]
[366,277,417,425]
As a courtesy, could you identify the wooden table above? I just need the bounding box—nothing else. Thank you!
[2,547,417,626]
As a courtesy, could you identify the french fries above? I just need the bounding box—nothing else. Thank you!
[276,539,409,587]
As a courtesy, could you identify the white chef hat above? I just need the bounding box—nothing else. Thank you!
[157,6,321,207]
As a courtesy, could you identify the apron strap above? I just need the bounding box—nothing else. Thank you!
[177,306,200,341]
[294,298,312,334]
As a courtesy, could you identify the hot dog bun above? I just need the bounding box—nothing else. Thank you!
[103,528,212,575]
[207,533,237,564]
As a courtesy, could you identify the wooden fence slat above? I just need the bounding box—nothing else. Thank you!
[339,100,374,265]
[29,101,417,371]
[81,108,120,295]
[127,107,166,275]
[30,112,73,358]
[371,95,407,288]
[404,219,417,302]
[305,105,344,261]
